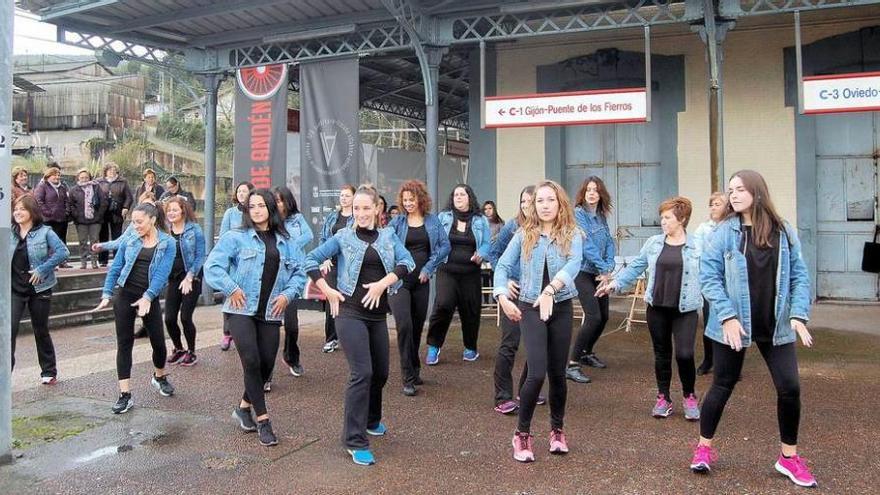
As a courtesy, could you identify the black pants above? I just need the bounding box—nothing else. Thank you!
[324,265,339,343]
[114,288,165,380]
[700,340,801,445]
[569,272,610,361]
[98,219,124,265]
[11,291,55,377]
[389,282,430,386]
[164,272,201,351]
[646,305,698,398]
[494,311,529,404]
[227,314,280,417]
[426,269,482,351]
[45,220,68,247]
[700,298,713,367]
[518,300,573,433]
[336,317,390,449]
[283,302,300,366]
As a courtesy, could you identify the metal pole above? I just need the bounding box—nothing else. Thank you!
[201,73,220,305]
[1,0,15,466]
[795,11,804,115]
[644,25,652,123]
[703,0,725,193]
[425,47,442,211]
[480,41,486,130]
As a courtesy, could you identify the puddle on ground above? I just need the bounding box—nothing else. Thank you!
[74,444,132,463]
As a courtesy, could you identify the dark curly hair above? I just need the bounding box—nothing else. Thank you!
[397,179,432,216]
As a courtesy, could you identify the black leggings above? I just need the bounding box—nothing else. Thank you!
[283,302,301,366]
[518,300,573,433]
[494,311,528,404]
[570,272,610,361]
[426,269,482,351]
[324,264,339,343]
[700,298,713,367]
[389,282,430,386]
[337,317,390,449]
[700,340,801,445]
[164,273,201,351]
[227,314,280,417]
[114,287,165,380]
[11,291,55,377]
[646,305,698,398]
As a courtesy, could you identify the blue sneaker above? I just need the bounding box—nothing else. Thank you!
[462,348,479,361]
[366,423,387,436]
[426,345,440,365]
[347,448,376,466]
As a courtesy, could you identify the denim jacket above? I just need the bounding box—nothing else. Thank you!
[10,224,70,293]
[205,229,307,321]
[615,234,703,313]
[387,213,451,278]
[493,229,583,304]
[305,227,415,296]
[489,219,521,280]
[701,217,811,347]
[320,210,354,243]
[175,222,207,278]
[437,211,492,262]
[575,206,616,274]
[285,213,314,251]
[219,206,244,236]
[102,230,176,302]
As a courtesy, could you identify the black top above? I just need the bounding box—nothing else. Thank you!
[12,235,35,297]
[652,242,684,309]
[402,224,431,289]
[256,230,280,321]
[444,221,479,275]
[332,213,350,236]
[125,246,156,292]
[170,231,186,279]
[741,226,779,342]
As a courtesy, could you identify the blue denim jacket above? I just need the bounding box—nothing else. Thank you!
[320,210,353,243]
[575,206,616,274]
[489,219,521,280]
[387,213,451,278]
[10,224,70,293]
[305,227,415,296]
[615,234,703,313]
[219,206,244,236]
[205,229,307,321]
[176,222,207,277]
[701,217,811,347]
[493,230,583,304]
[102,230,176,302]
[285,213,314,251]
[437,211,492,262]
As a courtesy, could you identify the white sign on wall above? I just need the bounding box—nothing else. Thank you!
[802,72,880,114]
[484,88,648,128]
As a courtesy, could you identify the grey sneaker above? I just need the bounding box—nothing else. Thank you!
[322,339,339,353]
[652,394,673,418]
[111,392,134,414]
[258,420,278,446]
[151,374,175,397]
[683,394,701,421]
[232,406,257,432]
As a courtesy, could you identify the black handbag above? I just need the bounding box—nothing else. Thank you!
[861,226,880,273]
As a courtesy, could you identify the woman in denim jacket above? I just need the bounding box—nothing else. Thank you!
[218,181,254,351]
[689,170,816,488]
[387,180,450,396]
[305,185,415,466]
[318,185,356,353]
[494,180,583,463]
[205,189,307,448]
[94,202,176,415]
[10,195,70,384]
[597,197,703,421]
[425,184,492,364]
[692,192,729,376]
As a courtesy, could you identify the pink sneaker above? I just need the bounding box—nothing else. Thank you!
[690,444,717,473]
[683,394,700,421]
[775,454,818,488]
[652,394,673,418]
[220,335,233,351]
[511,431,535,463]
[549,429,569,455]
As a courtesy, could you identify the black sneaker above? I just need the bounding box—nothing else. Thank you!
[151,374,175,397]
[258,420,278,446]
[565,365,592,384]
[232,406,257,432]
[696,362,713,376]
[402,384,417,397]
[289,364,304,377]
[263,382,271,393]
[112,392,134,414]
[580,353,607,369]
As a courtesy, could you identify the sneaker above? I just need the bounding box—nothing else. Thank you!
[263,382,271,393]
[696,362,713,376]
[580,353,607,369]
[690,444,717,473]
[426,345,440,365]
[366,423,387,436]
[462,349,480,361]
[402,384,417,397]
[683,394,701,421]
[511,431,535,463]
[111,392,134,414]
[494,400,519,415]
[566,365,591,384]
[40,376,57,385]
[179,352,198,367]
[167,349,187,365]
[537,395,547,406]
[232,406,257,432]
[151,374,175,397]
[652,394,673,418]
[257,420,278,446]
[322,339,339,353]
[347,448,376,466]
[220,335,233,351]
[775,454,818,488]
[289,364,304,377]
[549,429,569,454]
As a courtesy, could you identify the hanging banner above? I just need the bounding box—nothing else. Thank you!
[802,71,880,114]
[234,64,289,189]
[484,88,648,128]
[300,58,360,233]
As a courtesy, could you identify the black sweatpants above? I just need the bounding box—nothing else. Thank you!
[646,305,698,398]
[389,282,430,386]
[569,272,610,361]
[114,287,165,380]
[324,265,339,343]
[518,299,573,433]
[494,311,529,404]
[227,314,281,417]
[11,291,56,377]
[700,340,801,445]
[164,272,201,351]
[98,219,124,265]
[337,317,390,449]
[426,269,482,351]
[283,302,300,367]
[700,298,713,367]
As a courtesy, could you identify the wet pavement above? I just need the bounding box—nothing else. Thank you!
[4,304,880,494]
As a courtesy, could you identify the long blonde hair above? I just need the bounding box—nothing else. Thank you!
[521,180,578,260]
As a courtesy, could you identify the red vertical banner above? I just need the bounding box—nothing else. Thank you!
[234,64,289,189]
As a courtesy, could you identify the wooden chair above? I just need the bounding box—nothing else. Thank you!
[618,276,648,332]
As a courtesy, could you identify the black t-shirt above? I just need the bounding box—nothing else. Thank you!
[12,235,35,297]
[741,226,779,342]
[336,228,409,321]
[256,230,280,321]
[403,224,431,289]
[171,231,186,279]
[652,243,684,308]
[444,221,479,275]
[125,246,155,292]
[332,213,350,236]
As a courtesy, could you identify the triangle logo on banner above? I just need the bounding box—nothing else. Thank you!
[319,129,338,165]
